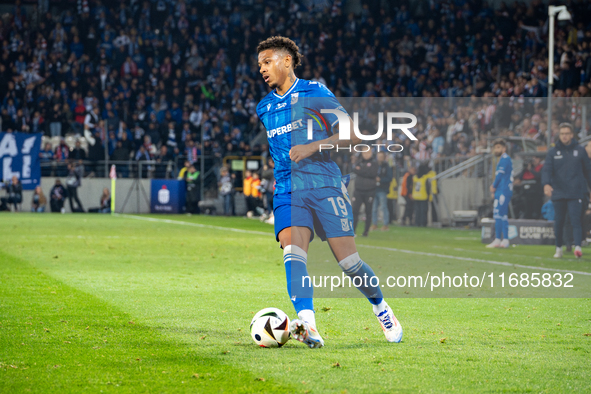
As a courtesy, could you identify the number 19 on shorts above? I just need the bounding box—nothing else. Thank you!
[327,197,348,216]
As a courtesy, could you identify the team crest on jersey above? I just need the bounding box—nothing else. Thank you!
[574,150,578,157]
[341,218,350,231]
[267,103,271,111]
[291,92,299,104]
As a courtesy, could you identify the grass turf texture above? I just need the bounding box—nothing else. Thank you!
[0,214,589,393]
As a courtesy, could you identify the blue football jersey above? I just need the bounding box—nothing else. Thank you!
[493,152,513,194]
[256,78,348,194]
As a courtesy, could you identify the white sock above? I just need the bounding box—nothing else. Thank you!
[298,309,316,327]
[372,300,388,314]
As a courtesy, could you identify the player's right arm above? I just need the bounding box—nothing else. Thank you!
[289,115,360,163]
[581,146,591,191]
[542,149,554,197]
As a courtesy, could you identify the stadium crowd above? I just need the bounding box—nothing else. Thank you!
[2,0,591,222]
[1,0,591,167]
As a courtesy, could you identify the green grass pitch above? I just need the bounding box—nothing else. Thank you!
[1,214,590,393]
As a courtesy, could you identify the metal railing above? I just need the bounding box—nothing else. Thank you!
[431,155,475,175]
[40,160,180,179]
[435,154,492,181]
[40,155,224,201]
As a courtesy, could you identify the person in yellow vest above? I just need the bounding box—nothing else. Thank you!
[251,171,262,215]
[413,163,431,227]
[400,166,416,225]
[426,168,438,223]
[177,160,191,180]
[370,152,393,231]
[386,174,398,225]
[243,170,255,217]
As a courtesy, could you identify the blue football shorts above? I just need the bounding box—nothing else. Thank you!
[493,191,512,220]
[273,184,355,242]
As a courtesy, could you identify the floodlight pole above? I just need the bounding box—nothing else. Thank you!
[547,6,555,148]
[547,5,570,147]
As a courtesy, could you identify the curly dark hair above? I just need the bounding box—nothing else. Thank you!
[257,36,304,69]
[492,138,506,147]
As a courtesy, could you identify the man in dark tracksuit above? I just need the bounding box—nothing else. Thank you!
[352,150,378,237]
[542,123,591,258]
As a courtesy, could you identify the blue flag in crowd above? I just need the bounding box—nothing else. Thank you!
[0,132,42,190]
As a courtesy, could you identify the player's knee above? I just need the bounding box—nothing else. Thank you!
[338,252,361,274]
[283,244,307,261]
[278,227,291,248]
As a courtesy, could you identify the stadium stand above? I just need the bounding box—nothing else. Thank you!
[1,0,590,193]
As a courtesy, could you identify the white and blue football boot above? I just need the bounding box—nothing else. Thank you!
[375,303,403,343]
[289,319,324,348]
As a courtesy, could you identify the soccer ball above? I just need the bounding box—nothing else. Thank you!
[250,308,291,348]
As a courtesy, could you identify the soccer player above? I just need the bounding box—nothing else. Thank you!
[256,36,402,348]
[487,139,513,248]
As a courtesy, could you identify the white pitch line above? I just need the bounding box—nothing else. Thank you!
[358,244,591,276]
[117,214,271,236]
[118,214,591,276]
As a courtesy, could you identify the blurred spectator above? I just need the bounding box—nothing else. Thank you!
[413,163,431,227]
[48,104,63,137]
[84,104,100,136]
[155,145,174,178]
[40,143,54,162]
[177,160,191,180]
[70,140,87,161]
[514,158,543,219]
[87,131,106,177]
[31,186,47,213]
[251,171,262,215]
[386,171,398,225]
[400,166,416,225]
[426,167,439,224]
[39,142,54,176]
[110,140,130,178]
[219,167,234,216]
[371,152,392,231]
[352,150,377,237]
[135,145,151,177]
[50,179,67,213]
[261,158,275,215]
[185,165,201,214]
[65,162,84,212]
[0,176,23,212]
[89,188,111,214]
[111,140,130,161]
[243,169,254,217]
[54,139,70,162]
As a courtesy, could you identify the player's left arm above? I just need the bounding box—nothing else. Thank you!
[490,164,502,193]
[507,158,514,193]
